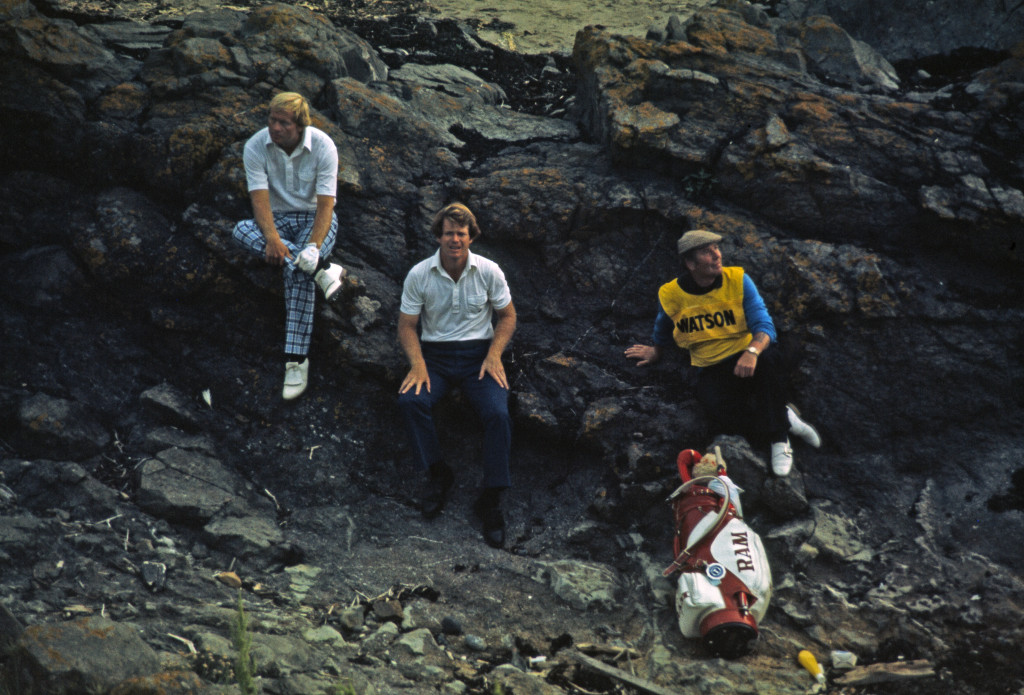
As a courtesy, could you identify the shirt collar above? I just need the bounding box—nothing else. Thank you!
[265,127,312,156]
[430,248,478,277]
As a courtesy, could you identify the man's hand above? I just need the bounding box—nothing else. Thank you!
[295,244,320,274]
[264,236,292,265]
[399,363,431,395]
[733,351,758,378]
[479,353,509,389]
[249,190,291,266]
[625,344,661,366]
[397,312,430,395]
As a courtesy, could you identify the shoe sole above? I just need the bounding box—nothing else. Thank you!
[786,403,821,448]
[282,386,307,400]
[320,268,347,302]
[322,282,342,302]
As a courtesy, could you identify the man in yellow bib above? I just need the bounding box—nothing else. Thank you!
[625,230,820,475]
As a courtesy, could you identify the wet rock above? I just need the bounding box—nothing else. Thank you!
[0,458,121,518]
[0,246,88,309]
[133,425,217,456]
[534,560,621,611]
[780,15,899,90]
[135,447,254,523]
[0,13,139,101]
[770,0,1024,61]
[0,603,24,653]
[8,616,163,693]
[250,631,317,677]
[809,501,868,561]
[372,598,404,622]
[360,621,399,654]
[13,393,110,459]
[108,669,213,695]
[202,514,286,562]
[337,605,366,632]
[140,561,167,591]
[393,627,443,659]
[139,383,202,430]
[301,624,347,648]
[80,20,173,56]
[384,61,579,145]
[572,3,1024,262]
[464,633,487,651]
[0,515,56,565]
[491,664,566,695]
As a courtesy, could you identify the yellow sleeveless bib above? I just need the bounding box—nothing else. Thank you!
[658,267,750,367]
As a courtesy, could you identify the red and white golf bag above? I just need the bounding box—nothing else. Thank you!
[663,448,772,658]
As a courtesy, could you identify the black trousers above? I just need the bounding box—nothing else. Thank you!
[693,349,790,446]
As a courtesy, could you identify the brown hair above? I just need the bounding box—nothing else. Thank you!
[269,92,311,128]
[430,202,481,240]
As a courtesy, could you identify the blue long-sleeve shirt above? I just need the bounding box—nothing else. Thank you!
[651,273,776,347]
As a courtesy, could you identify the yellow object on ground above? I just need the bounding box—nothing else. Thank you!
[798,649,826,683]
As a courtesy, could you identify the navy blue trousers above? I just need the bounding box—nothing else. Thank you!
[398,340,512,489]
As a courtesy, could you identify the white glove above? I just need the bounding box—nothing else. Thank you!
[295,243,320,274]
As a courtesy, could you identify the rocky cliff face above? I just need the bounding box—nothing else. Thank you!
[1,1,1023,694]
[770,0,1024,62]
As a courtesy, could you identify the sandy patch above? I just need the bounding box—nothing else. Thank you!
[421,0,713,54]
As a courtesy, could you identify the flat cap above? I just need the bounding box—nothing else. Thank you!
[676,229,722,255]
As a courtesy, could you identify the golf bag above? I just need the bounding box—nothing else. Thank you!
[663,448,772,658]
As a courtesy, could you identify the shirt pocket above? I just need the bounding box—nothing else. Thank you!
[466,292,488,315]
[296,162,316,188]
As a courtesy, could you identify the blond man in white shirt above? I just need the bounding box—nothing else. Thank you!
[232,92,345,400]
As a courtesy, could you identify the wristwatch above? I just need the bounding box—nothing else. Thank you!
[745,346,760,356]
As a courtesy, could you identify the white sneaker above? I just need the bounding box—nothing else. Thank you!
[771,439,793,476]
[313,264,346,302]
[787,404,821,448]
[282,359,309,400]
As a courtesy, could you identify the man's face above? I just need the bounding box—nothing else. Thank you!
[686,243,723,280]
[438,218,474,266]
[267,108,302,152]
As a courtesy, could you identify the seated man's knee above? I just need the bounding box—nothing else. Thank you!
[398,390,435,414]
[475,395,511,424]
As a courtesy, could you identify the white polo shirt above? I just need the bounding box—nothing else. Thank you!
[400,249,512,343]
[243,125,338,212]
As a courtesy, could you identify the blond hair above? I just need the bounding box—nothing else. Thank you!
[268,92,311,128]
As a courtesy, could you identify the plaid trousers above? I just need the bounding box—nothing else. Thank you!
[232,211,338,356]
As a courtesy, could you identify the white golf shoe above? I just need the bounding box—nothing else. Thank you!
[787,404,821,448]
[282,358,309,400]
[313,264,346,302]
[771,439,793,476]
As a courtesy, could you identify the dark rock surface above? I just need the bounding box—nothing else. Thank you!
[1,0,1024,694]
[769,0,1024,62]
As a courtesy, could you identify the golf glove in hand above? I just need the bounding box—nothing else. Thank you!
[295,243,320,274]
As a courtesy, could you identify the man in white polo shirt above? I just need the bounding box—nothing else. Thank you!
[232,91,345,400]
[397,203,517,548]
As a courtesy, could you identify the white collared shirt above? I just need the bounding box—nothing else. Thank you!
[243,125,338,212]
[400,249,512,342]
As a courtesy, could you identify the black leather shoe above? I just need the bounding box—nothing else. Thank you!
[421,462,454,520]
[473,494,506,548]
